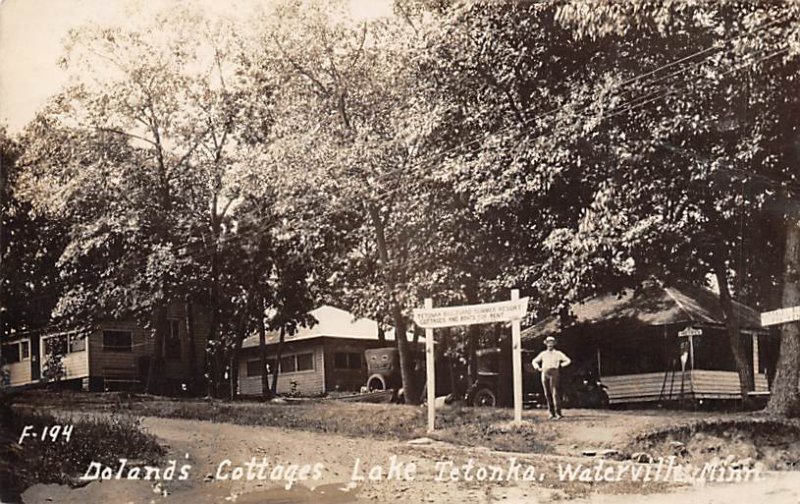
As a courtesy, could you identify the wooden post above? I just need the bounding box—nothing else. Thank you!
[511,289,522,424]
[752,333,759,378]
[596,348,602,378]
[425,298,436,432]
[688,334,695,395]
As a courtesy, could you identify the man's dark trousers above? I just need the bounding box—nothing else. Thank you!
[541,368,562,417]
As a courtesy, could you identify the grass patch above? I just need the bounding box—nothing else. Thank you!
[629,417,800,470]
[2,408,165,500]
[21,391,557,454]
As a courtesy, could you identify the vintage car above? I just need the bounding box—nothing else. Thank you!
[466,347,609,409]
[364,347,401,391]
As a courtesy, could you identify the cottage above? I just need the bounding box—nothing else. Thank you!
[521,282,777,405]
[1,302,208,393]
[237,305,405,397]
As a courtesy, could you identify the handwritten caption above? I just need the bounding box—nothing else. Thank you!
[18,424,74,444]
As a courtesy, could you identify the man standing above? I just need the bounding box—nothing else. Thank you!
[532,336,571,419]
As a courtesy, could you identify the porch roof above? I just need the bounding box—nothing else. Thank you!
[242,305,397,348]
[521,282,764,342]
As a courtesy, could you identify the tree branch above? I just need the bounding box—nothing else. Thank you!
[95,127,158,147]
[347,23,368,72]
[272,34,331,97]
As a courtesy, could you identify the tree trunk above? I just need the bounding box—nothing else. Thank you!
[465,283,479,382]
[766,217,800,417]
[259,306,272,399]
[184,294,198,392]
[366,202,418,404]
[229,319,247,401]
[206,216,221,398]
[271,326,286,394]
[210,340,227,399]
[377,325,386,345]
[714,263,755,402]
[393,310,420,404]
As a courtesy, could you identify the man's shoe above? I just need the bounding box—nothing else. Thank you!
[555,414,563,420]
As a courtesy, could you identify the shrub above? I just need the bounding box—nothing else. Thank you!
[5,410,165,488]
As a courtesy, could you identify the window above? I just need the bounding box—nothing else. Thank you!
[42,334,84,356]
[246,360,264,377]
[334,352,361,370]
[165,319,181,360]
[44,336,67,356]
[275,354,314,374]
[69,334,86,353]
[296,353,314,371]
[103,331,132,352]
[280,355,296,373]
[1,341,27,364]
[2,344,21,364]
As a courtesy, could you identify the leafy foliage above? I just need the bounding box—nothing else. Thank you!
[5,0,800,412]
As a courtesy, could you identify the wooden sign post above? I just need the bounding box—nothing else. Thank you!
[424,298,436,432]
[414,290,529,432]
[511,290,523,425]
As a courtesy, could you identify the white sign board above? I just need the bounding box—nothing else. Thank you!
[761,306,800,327]
[419,291,528,432]
[412,298,529,329]
[678,327,702,337]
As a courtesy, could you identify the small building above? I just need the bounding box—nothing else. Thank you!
[1,302,208,393]
[521,282,777,405]
[237,305,403,397]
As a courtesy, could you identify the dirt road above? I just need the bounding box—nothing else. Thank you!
[21,416,800,504]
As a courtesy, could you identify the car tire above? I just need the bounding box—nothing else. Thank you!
[471,387,497,407]
[597,389,610,409]
[367,374,387,391]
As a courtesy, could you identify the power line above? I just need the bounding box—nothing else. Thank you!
[117,12,797,267]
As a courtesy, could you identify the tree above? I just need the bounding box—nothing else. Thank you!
[16,9,266,395]
[412,0,800,412]
[0,127,65,343]
[248,0,439,402]
[551,1,800,413]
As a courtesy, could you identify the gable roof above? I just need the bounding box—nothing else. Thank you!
[242,305,395,348]
[521,282,764,342]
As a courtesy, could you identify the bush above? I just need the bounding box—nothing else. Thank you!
[4,410,165,488]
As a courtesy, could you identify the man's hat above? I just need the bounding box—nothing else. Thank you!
[544,336,556,343]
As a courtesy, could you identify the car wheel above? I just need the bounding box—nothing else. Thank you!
[597,390,610,409]
[367,374,387,391]
[472,387,497,407]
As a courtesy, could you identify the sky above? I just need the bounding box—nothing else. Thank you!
[0,0,394,133]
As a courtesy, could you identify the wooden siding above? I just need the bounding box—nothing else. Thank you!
[692,369,769,397]
[5,361,32,386]
[1,302,211,390]
[88,301,209,383]
[603,370,769,404]
[88,324,149,381]
[58,349,89,380]
[3,339,32,386]
[238,343,325,397]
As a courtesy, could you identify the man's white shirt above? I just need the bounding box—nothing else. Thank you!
[532,349,571,371]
